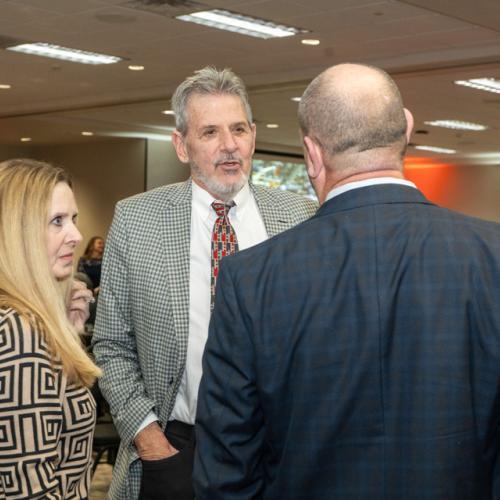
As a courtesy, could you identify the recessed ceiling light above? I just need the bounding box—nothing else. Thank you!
[301,39,320,46]
[81,131,94,136]
[455,78,500,94]
[7,43,122,65]
[0,84,11,89]
[266,123,279,128]
[176,9,307,39]
[162,110,175,115]
[291,97,301,102]
[414,145,456,154]
[128,65,144,71]
[20,137,32,142]
[424,120,487,131]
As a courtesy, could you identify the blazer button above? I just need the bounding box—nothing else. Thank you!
[168,377,174,385]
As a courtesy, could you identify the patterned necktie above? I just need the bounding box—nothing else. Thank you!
[211,201,238,311]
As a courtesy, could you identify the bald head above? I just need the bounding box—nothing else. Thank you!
[298,64,408,159]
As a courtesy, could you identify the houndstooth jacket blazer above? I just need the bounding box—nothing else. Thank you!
[92,179,317,500]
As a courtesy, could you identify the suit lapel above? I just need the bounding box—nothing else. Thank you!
[251,184,297,237]
[160,180,192,375]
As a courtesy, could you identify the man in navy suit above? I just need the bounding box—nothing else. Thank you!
[194,63,500,499]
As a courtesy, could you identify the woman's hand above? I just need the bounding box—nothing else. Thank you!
[68,279,93,332]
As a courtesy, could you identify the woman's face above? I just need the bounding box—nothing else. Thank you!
[46,182,82,280]
[93,238,104,255]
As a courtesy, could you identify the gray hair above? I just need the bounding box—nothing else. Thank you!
[298,64,407,157]
[172,66,253,136]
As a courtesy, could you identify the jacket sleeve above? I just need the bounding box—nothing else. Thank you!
[194,258,265,500]
[92,202,156,446]
[0,313,64,499]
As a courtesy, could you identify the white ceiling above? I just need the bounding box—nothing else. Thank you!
[1,0,500,165]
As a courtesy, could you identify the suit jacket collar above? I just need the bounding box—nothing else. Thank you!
[251,183,299,237]
[164,178,192,206]
[159,179,192,404]
[316,184,434,218]
[161,179,290,229]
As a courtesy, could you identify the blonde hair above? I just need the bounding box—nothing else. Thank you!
[0,158,100,387]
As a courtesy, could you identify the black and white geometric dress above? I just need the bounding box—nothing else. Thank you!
[0,307,96,499]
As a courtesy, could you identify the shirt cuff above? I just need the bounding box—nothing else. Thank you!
[134,411,159,438]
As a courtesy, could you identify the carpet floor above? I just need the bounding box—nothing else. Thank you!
[89,461,113,500]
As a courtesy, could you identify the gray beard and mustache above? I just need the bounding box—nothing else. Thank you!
[191,154,249,201]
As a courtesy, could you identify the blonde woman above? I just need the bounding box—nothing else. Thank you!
[0,159,101,498]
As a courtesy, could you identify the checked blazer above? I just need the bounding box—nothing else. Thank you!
[92,178,317,500]
[194,184,500,500]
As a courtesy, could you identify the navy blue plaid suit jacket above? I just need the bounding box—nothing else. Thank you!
[194,184,500,500]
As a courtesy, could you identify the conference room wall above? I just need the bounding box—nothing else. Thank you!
[0,138,190,261]
[253,153,500,223]
[0,145,28,159]
[146,138,189,191]
[40,139,147,261]
[0,139,146,261]
[405,164,500,224]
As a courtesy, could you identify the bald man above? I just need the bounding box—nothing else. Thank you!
[193,64,500,499]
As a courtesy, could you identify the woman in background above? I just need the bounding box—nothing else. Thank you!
[78,235,105,292]
[0,158,100,498]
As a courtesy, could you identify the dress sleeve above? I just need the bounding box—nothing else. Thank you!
[0,311,65,499]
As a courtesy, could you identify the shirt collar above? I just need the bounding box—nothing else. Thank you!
[326,177,417,202]
[191,179,251,221]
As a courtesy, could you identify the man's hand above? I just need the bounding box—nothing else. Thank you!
[134,421,179,460]
[68,279,93,333]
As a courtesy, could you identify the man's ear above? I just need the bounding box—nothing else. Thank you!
[403,108,414,143]
[303,135,324,179]
[172,130,189,164]
[250,122,257,155]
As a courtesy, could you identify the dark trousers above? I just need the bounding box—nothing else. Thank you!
[138,420,195,500]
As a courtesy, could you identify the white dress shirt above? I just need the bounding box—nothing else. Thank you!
[325,177,417,202]
[137,181,268,433]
